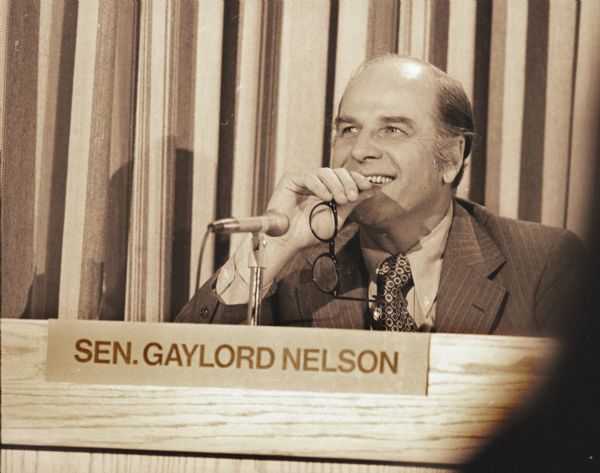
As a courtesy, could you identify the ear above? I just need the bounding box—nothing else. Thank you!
[441,136,465,185]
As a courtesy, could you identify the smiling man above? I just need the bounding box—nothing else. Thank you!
[176,55,587,336]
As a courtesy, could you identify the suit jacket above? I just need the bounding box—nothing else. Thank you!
[175,199,588,336]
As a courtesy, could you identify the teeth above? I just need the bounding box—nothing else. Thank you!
[366,175,394,184]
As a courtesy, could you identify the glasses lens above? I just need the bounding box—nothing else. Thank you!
[312,254,339,293]
[309,202,336,241]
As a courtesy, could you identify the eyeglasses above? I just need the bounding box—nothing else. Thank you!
[309,200,382,304]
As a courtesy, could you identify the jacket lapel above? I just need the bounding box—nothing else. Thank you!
[436,201,507,334]
[296,224,369,329]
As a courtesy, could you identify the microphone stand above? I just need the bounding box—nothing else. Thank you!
[247,232,267,326]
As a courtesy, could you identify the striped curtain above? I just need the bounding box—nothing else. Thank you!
[2,0,599,322]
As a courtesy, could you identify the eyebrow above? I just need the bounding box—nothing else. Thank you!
[334,115,356,125]
[381,116,416,129]
[334,115,416,130]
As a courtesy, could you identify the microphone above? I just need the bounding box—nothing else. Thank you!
[208,211,290,237]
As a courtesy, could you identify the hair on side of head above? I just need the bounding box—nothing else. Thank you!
[435,74,475,188]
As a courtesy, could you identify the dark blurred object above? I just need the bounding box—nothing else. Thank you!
[465,186,600,472]
[465,327,600,472]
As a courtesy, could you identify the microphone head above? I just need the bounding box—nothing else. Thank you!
[207,218,237,233]
[265,211,290,237]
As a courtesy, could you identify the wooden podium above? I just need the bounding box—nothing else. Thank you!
[1,319,558,472]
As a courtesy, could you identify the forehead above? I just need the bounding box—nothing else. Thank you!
[340,61,439,125]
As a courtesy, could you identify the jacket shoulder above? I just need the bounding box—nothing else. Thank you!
[455,198,582,259]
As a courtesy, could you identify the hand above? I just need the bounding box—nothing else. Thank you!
[265,167,375,251]
[220,168,375,304]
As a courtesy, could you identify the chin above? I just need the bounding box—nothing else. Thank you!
[350,198,394,227]
[352,189,420,227]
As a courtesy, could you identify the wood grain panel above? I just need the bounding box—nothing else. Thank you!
[190,1,224,289]
[446,0,476,201]
[77,1,119,319]
[485,0,528,218]
[1,0,40,318]
[397,0,412,55]
[367,0,399,58]
[518,0,549,223]
[428,0,449,71]
[253,1,283,215]
[540,0,577,227]
[567,0,600,242]
[498,1,528,219]
[101,2,138,321]
[169,1,198,318]
[1,319,558,465]
[0,449,456,473]
[0,0,7,145]
[273,1,330,179]
[466,0,492,206]
[125,0,178,322]
[33,0,53,263]
[58,1,122,320]
[228,0,262,255]
[30,0,75,318]
[406,0,431,60]
[333,0,369,122]
[213,0,240,269]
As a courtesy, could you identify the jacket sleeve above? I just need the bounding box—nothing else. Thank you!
[173,270,275,325]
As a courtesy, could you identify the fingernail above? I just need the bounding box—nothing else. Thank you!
[348,190,358,201]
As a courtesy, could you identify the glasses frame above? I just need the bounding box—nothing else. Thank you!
[309,200,382,304]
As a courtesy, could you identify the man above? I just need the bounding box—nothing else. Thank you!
[176,54,587,336]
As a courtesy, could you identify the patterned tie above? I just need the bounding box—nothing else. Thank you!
[373,254,418,331]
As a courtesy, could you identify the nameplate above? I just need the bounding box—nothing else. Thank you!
[46,320,430,395]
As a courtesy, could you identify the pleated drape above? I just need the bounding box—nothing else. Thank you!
[2,0,599,321]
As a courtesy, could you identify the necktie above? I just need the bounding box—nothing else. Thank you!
[373,254,418,332]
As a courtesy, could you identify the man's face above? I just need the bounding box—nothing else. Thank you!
[332,61,456,229]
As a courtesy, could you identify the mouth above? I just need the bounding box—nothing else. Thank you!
[365,175,395,185]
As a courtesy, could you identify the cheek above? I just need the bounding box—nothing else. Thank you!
[331,142,349,167]
[407,166,442,195]
[382,176,413,200]
[381,159,440,199]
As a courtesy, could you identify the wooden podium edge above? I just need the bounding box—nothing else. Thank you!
[1,318,560,466]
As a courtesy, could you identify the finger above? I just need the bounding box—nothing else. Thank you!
[314,168,353,204]
[286,172,333,201]
[332,168,361,202]
[349,171,373,191]
[302,172,334,202]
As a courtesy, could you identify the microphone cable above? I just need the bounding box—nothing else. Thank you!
[194,225,212,293]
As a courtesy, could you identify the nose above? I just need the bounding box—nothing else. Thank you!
[350,129,383,162]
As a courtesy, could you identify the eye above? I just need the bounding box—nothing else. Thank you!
[339,125,359,136]
[333,116,361,137]
[382,126,406,136]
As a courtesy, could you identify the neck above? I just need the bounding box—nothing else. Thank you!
[362,198,452,254]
